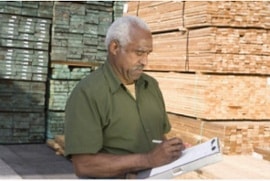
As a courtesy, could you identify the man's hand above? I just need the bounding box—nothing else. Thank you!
[71,137,185,178]
[146,137,185,168]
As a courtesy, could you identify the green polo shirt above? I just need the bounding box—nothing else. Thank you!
[64,61,171,156]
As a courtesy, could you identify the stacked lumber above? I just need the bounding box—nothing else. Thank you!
[147,72,270,120]
[184,1,270,29]
[51,64,92,80]
[51,1,114,63]
[47,2,124,140]
[125,1,270,155]
[125,1,184,33]
[47,64,92,139]
[0,1,53,18]
[0,3,51,144]
[113,1,125,20]
[0,14,51,81]
[167,113,270,155]
[0,111,45,144]
[188,27,270,74]
[49,80,78,111]
[125,1,270,72]
[125,1,270,30]
[0,2,124,144]
[49,65,90,111]
[47,112,65,140]
[147,25,270,73]
[146,32,187,71]
[0,80,46,112]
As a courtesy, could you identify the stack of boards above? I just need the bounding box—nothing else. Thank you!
[125,1,270,156]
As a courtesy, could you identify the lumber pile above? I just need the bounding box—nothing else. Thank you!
[126,1,270,31]
[146,32,187,71]
[125,1,184,33]
[125,1,270,72]
[166,113,270,155]
[125,1,270,156]
[147,72,270,120]
[47,1,124,140]
[0,14,51,81]
[51,1,114,63]
[0,1,53,18]
[147,27,270,73]
[0,2,124,144]
[184,1,270,29]
[145,29,270,73]
[0,3,52,143]
[47,64,92,139]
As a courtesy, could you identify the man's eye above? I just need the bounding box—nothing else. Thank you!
[136,51,144,56]
[135,50,151,56]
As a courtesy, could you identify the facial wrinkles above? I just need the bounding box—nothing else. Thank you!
[119,27,152,84]
[116,48,134,84]
[128,40,152,82]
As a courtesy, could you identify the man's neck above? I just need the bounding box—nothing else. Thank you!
[125,83,136,99]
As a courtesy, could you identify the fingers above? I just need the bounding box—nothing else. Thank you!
[161,138,185,160]
[169,137,183,145]
[165,138,185,151]
[148,137,186,167]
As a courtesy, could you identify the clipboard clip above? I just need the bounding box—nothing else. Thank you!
[172,166,183,176]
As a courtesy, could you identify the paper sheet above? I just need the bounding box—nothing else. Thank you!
[149,137,220,176]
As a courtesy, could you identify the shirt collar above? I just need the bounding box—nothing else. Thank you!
[102,61,148,94]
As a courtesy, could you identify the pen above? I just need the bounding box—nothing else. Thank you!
[152,139,162,144]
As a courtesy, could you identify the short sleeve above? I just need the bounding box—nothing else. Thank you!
[64,86,103,157]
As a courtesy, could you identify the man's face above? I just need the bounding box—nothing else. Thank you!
[112,28,153,85]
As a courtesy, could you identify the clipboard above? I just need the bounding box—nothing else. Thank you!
[137,137,222,179]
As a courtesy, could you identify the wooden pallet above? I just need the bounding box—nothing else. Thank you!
[167,113,270,155]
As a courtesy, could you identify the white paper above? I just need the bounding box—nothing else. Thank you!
[149,137,220,176]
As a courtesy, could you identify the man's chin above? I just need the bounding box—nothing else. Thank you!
[133,73,143,80]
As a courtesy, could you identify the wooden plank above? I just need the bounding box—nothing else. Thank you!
[145,31,187,71]
[145,27,270,74]
[51,60,100,68]
[184,1,270,29]
[125,1,270,73]
[147,71,270,120]
[126,1,270,29]
[167,113,270,155]
[125,1,184,32]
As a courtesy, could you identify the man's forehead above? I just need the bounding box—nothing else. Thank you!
[129,41,152,51]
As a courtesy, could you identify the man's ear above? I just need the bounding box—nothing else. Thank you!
[109,40,120,55]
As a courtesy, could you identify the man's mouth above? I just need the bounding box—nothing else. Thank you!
[135,65,144,71]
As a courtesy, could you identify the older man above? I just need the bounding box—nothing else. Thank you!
[64,15,185,179]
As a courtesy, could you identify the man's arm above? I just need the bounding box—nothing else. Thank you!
[71,137,185,178]
[72,152,149,178]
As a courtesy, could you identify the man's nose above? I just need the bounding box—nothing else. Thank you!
[140,54,148,66]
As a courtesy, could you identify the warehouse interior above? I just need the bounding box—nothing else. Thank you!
[0,1,269,179]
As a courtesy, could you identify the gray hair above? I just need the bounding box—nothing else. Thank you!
[105,16,150,50]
